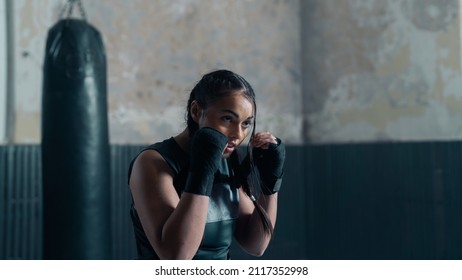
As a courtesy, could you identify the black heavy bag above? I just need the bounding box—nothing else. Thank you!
[41,1,111,259]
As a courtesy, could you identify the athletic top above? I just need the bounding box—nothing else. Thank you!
[128,137,240,259]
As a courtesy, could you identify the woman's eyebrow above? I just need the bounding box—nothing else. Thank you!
[222,109,254,120]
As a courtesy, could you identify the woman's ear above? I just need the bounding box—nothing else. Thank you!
[190,100,203,122]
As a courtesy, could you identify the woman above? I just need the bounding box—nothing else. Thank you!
[128,69,285,259]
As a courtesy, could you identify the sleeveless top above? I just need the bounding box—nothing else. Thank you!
[128,137,240,260]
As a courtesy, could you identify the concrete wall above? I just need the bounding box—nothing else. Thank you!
[0,0,6,143]
[302,0,462,143]
[5,0,462,145]
[8,0,302,144]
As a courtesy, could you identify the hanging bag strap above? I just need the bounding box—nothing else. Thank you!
[59,0,88,21]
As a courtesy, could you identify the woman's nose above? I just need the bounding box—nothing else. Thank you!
[229,125,244,140]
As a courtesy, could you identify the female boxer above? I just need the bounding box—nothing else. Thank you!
[128,69,285,259]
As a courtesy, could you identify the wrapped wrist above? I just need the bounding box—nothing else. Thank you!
[185,127,227,197]
[260,173,283,195]
[183,171,215,196]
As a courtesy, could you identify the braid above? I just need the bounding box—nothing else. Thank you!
[186,69,256,137]
[230,142,274,238]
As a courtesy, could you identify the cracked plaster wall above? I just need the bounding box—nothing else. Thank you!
[7,0,462,145]
[9,0,302,144]
[302,0,462,143]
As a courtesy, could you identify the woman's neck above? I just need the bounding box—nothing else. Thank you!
[174,129,190,153]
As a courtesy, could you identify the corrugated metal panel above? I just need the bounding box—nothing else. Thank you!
[0,145,42,259]
[110,145,142,260]
[0,146,5,258]
[1,142,461,260]
[305,141,462,259]
[0,144,143,260]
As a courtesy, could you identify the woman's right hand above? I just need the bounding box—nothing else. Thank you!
[184,127,228,196]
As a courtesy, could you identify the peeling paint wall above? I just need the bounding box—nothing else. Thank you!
[0,0,6,142]
[11,0,462,145]
[302,0,462,143]
[11,0,302,144]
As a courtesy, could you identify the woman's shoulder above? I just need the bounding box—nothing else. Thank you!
[133,137,188,177]
[144,137,184,155]
[127,137,185,183]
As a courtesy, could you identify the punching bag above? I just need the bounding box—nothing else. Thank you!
[41,0,111,259]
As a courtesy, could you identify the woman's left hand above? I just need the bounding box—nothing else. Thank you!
[250,131,285,195]
[250,131,278,149]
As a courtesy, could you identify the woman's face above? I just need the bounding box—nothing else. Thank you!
[192,91,254,158]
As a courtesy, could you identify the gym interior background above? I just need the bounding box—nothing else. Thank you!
[1,0,462,259]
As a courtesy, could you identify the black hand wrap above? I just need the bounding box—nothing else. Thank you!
[183,127,228,196]
[253,138,286,195]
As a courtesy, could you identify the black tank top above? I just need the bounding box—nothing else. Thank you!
[128,137,240,259]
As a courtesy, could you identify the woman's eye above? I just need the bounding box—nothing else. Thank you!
[242,121,253,128]
[221,116,232,122]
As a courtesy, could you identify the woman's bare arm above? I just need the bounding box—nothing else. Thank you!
[234,189,278,256]
[129,150,209,259]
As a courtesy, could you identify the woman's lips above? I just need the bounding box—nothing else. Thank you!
[224,144,235,153]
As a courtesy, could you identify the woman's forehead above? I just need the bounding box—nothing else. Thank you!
[210,92,254,116]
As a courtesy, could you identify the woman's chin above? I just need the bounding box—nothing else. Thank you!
[222,149,234,158]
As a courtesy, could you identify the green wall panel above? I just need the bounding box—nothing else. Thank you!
[305,142,462,259]
[1,143,461,259]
